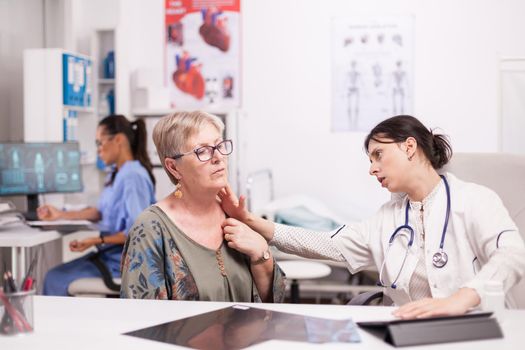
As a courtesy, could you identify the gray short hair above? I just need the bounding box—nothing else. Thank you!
[152,111,225,185]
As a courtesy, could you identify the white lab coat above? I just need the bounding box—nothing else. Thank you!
[332,173,525,306]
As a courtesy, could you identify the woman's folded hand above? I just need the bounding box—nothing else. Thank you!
[222,217,268,262]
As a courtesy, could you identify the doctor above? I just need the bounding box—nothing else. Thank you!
[219,115,525,318]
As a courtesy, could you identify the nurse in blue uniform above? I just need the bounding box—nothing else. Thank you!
[39,115,156,296]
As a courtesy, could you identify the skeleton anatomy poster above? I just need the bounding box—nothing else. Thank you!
[331,16,414,132]
[165,0,240,109]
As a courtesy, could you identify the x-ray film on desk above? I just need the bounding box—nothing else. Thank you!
[124,305,361,349]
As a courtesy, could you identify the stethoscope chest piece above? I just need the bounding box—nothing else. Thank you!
[432,249,448,268]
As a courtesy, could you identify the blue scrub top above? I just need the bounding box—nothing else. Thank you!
[97,160,155,267]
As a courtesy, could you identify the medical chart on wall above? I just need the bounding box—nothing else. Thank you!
[165,0,240,109]
[331,16,414,132]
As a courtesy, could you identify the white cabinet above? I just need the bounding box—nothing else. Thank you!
[23,48,97,164]
[91,29,116,120]
[23,48,102,210]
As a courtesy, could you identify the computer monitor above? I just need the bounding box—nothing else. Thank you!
[0,142,83,220]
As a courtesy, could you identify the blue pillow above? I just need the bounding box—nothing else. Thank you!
[274,206,340,231]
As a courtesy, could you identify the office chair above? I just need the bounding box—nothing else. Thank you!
[349,153,525,307]
[347,290,384,305]
[68,243,121,297]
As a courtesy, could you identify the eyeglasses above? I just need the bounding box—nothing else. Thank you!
[172,139,233,162]
[95,135,115,148]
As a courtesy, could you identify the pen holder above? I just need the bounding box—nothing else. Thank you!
[0,289,35,335]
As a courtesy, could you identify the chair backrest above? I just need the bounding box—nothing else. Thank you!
[68,277,121,297]
[443,152,525,308]
[67,246,121,297]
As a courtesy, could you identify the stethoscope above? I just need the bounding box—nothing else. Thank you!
[378,175,451,289]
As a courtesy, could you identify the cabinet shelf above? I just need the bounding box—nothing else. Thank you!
[131,108,174,117]
[24,48,94,143]
[92,29,116,120]
[64,106,94,113]
[131,107,231,118]
[98,78,115,85]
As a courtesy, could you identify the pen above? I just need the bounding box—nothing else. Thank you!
[3,272,10,292]
[22,277,34,292]
[20,254,38,292]
[2,260,7,289]
[3,272,15,293]
[6,271,17,292]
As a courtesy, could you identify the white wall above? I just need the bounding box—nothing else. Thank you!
[0,0,45,143]
[240,0,525,220]
[114,0,164,116]
[0,0,46,212]
[69,0,525,221]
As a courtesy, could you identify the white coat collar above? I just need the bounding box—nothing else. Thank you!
[390,172,468,214]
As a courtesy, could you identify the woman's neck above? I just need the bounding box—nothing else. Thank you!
[406,168,442,202]
[115,149,134,170]
[177,189,220,216]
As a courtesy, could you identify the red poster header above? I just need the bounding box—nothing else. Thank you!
[166,0,240,24]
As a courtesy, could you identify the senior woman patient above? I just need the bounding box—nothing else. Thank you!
[120,111,285,302]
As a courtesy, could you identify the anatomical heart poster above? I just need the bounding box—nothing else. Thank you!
[331,15,414,132]
[165,0,240,109]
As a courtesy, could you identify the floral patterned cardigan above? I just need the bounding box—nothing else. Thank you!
[120,211,286,302]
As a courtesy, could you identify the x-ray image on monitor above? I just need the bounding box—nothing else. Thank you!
[0,142,83,219]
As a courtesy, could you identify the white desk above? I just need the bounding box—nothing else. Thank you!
[2,296,523,349]
[0,223,60,282]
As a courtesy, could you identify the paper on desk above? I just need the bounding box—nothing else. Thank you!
[27,220,93,226]
[0,215,23,226]
[0,203,11,212]
[0,201,16,213]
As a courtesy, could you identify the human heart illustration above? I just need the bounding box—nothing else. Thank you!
[172,52,205,100]
[199,7,230,52]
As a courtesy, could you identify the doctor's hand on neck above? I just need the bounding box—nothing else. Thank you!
[392,287,481,319]
[218,184,249,222]
[218,184,275,241]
